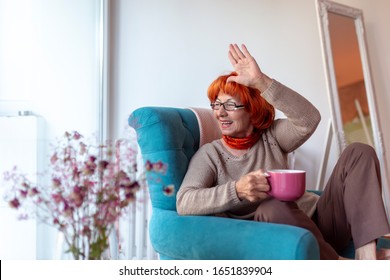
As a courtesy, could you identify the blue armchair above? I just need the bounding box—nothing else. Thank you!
[128,106,320,259]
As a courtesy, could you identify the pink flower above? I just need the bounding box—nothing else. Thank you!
[72,166,81,180]
[9,198,21,209]
[145,160,153,171]
[81,226,91,237]
[19,190,28,198]
[72,131,82,140]
[125,181,140,192]
[79,142,87,155]
[50,153,58,164]
[63,202,74,217]
[98,160,109,172]
[2,130,167,260]
[70,186,85,207]
[105,209,118,224]
[163,185,175,196]
[153,161,165,171]
[83,160,96,175]
[52,178,61,187]
[52,193,63,204]
[119,176,132,188]
[83,179,95,190]
[29,187,39,196]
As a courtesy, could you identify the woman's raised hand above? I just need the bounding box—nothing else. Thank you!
[227,44,272,92]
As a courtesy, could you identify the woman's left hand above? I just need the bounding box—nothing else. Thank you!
[227,43,272,92]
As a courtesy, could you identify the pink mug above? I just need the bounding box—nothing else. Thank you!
[265,169,306,201]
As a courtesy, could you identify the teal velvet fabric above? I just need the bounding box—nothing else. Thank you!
[129,107,199,211]
[129,106,320,259]
[150,209,319,260]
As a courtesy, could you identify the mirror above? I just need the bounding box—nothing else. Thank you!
[328,12,372,147]
[316,0,390,215]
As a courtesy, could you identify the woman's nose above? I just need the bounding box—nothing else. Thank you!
[217,106,228,116]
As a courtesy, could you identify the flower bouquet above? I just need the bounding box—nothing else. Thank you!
[3,131,165,260]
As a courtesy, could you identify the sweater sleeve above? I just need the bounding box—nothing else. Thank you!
[176,144,242,216]
[261,80,321,153]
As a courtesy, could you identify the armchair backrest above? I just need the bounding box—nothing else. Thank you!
[129,107,203,211]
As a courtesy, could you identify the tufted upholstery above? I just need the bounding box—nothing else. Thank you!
[129,107,199,211]
[129,106,320,260]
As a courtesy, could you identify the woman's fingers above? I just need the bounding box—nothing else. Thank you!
[228,44,239,64]
[236,170,270,201]
[245,184,269,202]
[228,49,237,65]
[228,43,246,62]
[241,44,251,57]
[232,43,246,59]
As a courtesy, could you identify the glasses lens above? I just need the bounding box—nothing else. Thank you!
[224,103,236,111]
[211,102,220,110]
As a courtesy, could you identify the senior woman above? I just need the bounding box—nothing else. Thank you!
[176,44,390,260]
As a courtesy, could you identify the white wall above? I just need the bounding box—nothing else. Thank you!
[110,0,390,209]
[110,0,330,188]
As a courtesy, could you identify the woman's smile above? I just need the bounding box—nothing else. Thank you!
[220,119,233,129]
[214,93,254,138]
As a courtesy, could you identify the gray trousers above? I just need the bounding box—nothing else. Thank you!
[254,142,390,259]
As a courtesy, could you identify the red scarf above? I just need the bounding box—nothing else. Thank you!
[222,130,261,150]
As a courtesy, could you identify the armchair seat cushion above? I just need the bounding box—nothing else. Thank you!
[151,209,319,260]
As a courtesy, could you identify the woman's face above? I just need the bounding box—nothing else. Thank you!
[213,93,254,138]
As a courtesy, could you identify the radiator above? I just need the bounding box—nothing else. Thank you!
[114,185,158,260]
[112,142,158,260]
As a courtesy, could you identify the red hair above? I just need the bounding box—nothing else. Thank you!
[207,72,275,130]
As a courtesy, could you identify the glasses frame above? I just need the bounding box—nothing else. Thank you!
[210,101,245,111]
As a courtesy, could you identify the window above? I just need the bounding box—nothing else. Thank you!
[0,0,101,259]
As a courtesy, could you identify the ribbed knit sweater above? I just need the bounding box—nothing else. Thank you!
[176,80,322,219]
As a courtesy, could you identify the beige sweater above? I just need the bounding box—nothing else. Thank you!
[176,80,321,219]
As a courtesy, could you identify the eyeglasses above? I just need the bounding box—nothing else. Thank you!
[210,101,245,111]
